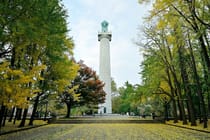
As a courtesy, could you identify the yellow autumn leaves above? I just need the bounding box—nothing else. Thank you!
[0,62,46,108]
[1,123,210,140]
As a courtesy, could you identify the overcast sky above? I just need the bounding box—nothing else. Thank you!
[62,0,151,87]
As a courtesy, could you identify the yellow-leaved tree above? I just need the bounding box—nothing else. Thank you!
[138,0,209,127]
[0,62,45,108]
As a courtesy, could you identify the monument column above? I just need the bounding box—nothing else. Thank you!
[98,20,112,114]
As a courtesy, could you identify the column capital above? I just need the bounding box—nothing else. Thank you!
[98,32,112,41]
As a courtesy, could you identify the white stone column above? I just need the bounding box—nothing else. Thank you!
[98,21,112,114]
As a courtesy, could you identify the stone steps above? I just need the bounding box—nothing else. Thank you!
[53,119,163,124]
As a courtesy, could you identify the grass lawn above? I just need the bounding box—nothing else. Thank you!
[0,123,209,140]
[0,120,48,134]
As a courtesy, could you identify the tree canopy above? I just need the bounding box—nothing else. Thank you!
[59,60,106,117]
[137,0,210,128]
[0,0,78,127]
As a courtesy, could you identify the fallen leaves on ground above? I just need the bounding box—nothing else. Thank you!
[1,124,209,140]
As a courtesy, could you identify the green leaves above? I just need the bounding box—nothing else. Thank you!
[0,0,77,110]
[138,0,210,126]
[112,82,144,115]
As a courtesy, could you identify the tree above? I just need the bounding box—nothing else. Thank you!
[59,61,106,117]
[0,62,45,128]
[112,82,144,115]
[0,0,78,127]
[138,0,209,128]
[111,78,118,92]
[27,0,79,125]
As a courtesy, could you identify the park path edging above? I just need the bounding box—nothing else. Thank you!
[165,123,210,133]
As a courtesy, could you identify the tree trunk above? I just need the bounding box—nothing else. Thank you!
[13,108,21,124]
[8,107,15,122]
[198,36,208,128]
[179,99,188,124]
[66,103,71,118]
[186,100,191,122]
[198,32,210,73]
[197,100,202,123]
[17,108,22,120]
[0,105,6,129]
[29,95,40,126]
[164,101,169,121]
[177,99,182,120]
[165,41,187,124]
[172,99,178,123]
[178,47,196,126]
[171,68,187,124]
[192,14,209,129]
[188,33,208,128]
[2,108,8,127]
[19,108,28,127]
[165,67,178,123]
[172,72,187,125]
[208,93,210,116]
[188,35,206,123]
[186,89,197,125]
[44,103,48,121]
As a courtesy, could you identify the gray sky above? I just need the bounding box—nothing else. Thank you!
[62,0,151,87]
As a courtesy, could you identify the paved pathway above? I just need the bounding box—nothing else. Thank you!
[1,123,209,140]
